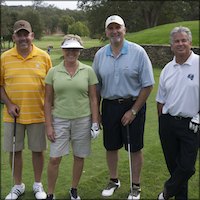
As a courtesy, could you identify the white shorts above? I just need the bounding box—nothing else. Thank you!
[50,116,91,158]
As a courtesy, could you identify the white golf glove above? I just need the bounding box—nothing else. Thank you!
[189,113,200,133]
[91,123,100,139]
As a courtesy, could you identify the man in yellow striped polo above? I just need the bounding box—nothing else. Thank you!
[0,20,52,200]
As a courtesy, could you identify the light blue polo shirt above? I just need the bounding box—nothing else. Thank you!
[92,40,155,99]
[45,61,98,119]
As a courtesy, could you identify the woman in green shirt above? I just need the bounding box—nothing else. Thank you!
[44,34,100,200]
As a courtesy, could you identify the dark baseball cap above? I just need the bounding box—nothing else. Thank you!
[13,20,32,33]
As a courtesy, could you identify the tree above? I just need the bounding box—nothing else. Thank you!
[69,21,90,36]
[78,0,199,38]
[20,9,43,39]
[1,6,19,48]
[78,0,166,36]
[138,1,165,28]
[59,15,75,34]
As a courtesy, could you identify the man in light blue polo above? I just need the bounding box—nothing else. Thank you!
[92,15,155,200]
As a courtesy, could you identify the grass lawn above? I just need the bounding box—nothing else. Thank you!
[1,65,199,199]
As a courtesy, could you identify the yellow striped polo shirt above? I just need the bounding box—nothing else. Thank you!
[0,44,52,124]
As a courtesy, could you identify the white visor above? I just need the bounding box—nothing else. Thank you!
[61,39,84,49]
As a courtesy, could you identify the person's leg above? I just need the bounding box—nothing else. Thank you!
[27,123,46,182]
[70,116,91,199]
[47,157,62,194]
[4,122,25,185]
[27,123,47,199]
[159,114,178,199]
[4,123,26,199]
[175,182,188,200]
[9,151,23,184]
[125,103,145,186]
[71,116,91,188]
[107,150,119,179]
[47,117,71,197]
[164,118,198,199]
[132,150,143,184]
[71,156,84,188]
[32,151,44,182]
[101,100,123,197]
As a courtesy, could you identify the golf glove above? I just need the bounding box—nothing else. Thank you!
[91,123,100,139]
[189,113,200,133]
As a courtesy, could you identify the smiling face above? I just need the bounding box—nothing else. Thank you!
[62,48,81,63]
[106,23,126,46]
[171,32,192,58]
[12,29,34,53]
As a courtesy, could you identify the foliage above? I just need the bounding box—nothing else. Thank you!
[59,15,75,34]
[20,9,44,39]
[1,4,90,40]
[1,1,199,40]
[78,0,199,37]
[69,21,90,37]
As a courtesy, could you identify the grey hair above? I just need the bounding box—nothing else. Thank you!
[170,26,192,44]
[62,34,83,46]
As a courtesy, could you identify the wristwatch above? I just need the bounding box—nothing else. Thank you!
[131,109,137,116]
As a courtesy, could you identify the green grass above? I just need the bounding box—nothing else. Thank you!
[1,66,199,199]
[34,35,102,50]
[126,20,199,47]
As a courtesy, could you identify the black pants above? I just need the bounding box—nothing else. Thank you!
[159,114,199,200]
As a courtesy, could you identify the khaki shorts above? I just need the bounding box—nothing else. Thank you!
[50,116,91,158]
[3,122,46,152]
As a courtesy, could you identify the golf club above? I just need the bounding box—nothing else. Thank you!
[126,124,133,199]
[11,116,17,199]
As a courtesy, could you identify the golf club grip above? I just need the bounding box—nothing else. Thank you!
[14,117,17,137]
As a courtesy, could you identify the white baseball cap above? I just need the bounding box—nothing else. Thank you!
[105,15,125,28]
[61,39,84,49]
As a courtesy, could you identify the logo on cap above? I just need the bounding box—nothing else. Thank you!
[13,20,32,33]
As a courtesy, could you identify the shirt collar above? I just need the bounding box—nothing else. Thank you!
[11,44,37,59]
[172,51,194,67]
[57,61,83,72]
[106,40,128,56]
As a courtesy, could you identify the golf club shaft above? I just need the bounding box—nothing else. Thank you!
[127,125,133,196]
[11,117,17,189]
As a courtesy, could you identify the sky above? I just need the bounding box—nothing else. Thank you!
[4,1,78,10]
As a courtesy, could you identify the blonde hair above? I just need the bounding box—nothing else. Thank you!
[62,34,83,46]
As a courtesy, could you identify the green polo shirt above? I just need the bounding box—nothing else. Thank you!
[45,61,98,119]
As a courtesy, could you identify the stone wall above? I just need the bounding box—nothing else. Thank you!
[80,45,200,68]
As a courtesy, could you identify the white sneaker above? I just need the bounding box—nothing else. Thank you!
[69,188,81,200]
[158,192,165,200]
[127,185,141,200]
[102,180,121,197]
[33,183,47,199]
[5,183,25,200]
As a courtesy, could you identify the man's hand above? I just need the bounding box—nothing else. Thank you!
[189,113,200,133]
[91,123,100,139]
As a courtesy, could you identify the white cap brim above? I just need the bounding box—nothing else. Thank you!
[61,39,84,49]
